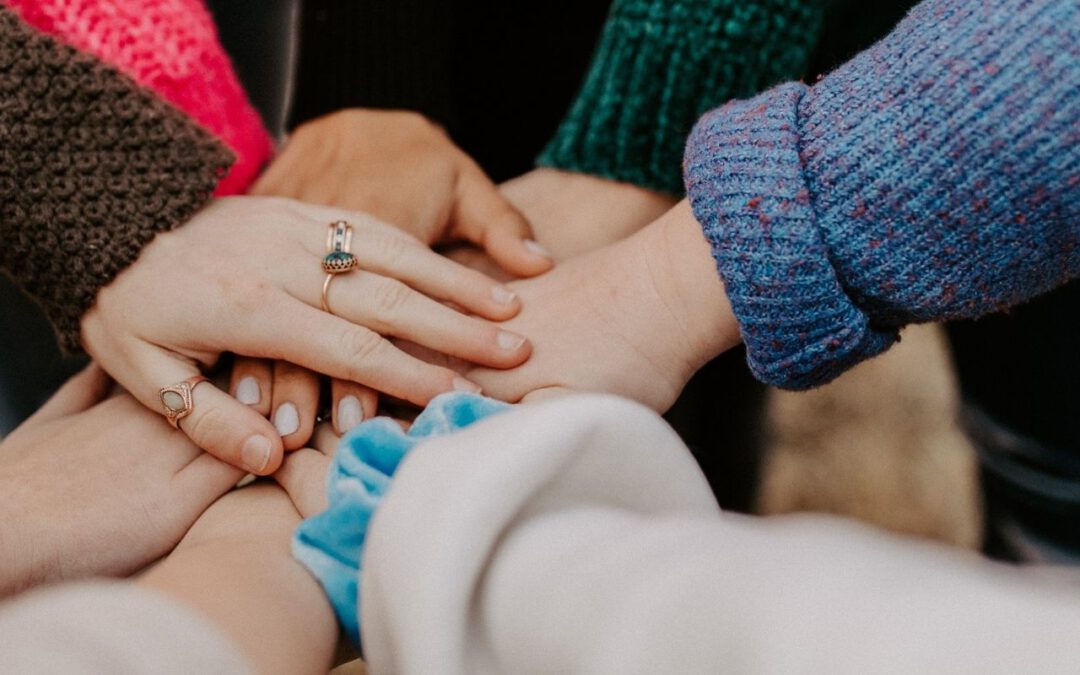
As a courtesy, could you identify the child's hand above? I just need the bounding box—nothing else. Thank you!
[0,365,244,597]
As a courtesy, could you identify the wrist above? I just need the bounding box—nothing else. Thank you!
[637,200,740,370]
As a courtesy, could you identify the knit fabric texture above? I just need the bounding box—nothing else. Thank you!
[4,0,273,195]
[0,7,233,351]
[538,0,825,195]
[685,0,1080,390]
[293,393,510,649]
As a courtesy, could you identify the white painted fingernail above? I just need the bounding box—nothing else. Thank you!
[497,331,526,351]
[241,435,272,474]
[524,239,552,258]
[234,377,260,405]
[491,286,517,305]
[337,395,364,431]
[452,377,482,394]
[273,402,299,437]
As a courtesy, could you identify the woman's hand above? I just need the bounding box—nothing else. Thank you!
[465,201,741,412]
[81,196,532,474]
[252,109,553,277]
[500,168,677,262]
[227,358,378,449]
[442,168,676,283]
[0,365,244,598]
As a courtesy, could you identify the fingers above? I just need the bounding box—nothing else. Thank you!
[313,270,531,369]
[173,452,247,505]
[452,170,554,278]
[234,298,481,407]
[274,447,332,518]
[126,342,285,476]
[270,362,320,451]
[230,357,273,417]
[349,224,524,321]
[311,421,341,455]
[24,363,112,425]
[277,198,525,320]
[331,379,377,436]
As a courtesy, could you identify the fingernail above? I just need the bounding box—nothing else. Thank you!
[234,376,260,405]
[337,395,364,431]
[524,239,552,258]
[273,402,299,437]
[241,435,272,473]
[497,330,526,351]
[452,377,482,394]
[491,286,517,306]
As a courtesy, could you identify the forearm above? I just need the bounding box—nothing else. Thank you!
[686,0,1080,389]
[540,0,826,195]
[0,7,231,352]
[139,488,336,675]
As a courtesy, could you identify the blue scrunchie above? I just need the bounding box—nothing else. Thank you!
[292,392,509,648]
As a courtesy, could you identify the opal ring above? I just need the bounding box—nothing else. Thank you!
[159,375,209,429]
[322,221,358,313]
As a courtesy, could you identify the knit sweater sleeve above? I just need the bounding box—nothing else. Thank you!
[537,0,826,196]
[684,0,1080,390]
[0,7,232,352]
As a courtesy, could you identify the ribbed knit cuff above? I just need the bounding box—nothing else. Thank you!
[539,0,825,195]
[684,83,897,390]
[0,8,232,353]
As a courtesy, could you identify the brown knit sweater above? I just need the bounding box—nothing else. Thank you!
[0,7,233,352]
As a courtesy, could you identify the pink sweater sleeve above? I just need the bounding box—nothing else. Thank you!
[6,0,274,195]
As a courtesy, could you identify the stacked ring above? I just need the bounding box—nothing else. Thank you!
[322,221,358,313]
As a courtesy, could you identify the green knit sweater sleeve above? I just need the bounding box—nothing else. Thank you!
[537,0,826,195]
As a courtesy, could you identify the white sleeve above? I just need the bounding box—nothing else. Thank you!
[360,395,1080,675]
[0,581,253,674]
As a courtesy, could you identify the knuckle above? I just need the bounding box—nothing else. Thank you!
[340,327,385,367]
[184,404,231,449]
[366,230,410,264]
[372,278,412,315]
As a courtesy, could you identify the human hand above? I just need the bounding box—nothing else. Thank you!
[274,423,340,518]
[82,196,532,474]
[442,167,676,283]
[0,365,244,598]
[141,482,336,675]
[228,356,378,450]
[464,201,740,411]
[500,168,677,262]
[252,109,552,277]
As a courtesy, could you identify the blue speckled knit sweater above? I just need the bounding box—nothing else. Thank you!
[684,0,1080,390]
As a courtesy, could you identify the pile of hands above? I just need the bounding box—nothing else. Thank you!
[0,109,738,597]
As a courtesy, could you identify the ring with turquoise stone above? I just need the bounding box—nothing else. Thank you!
[322,250,358,274]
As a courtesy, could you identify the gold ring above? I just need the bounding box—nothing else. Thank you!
[159,375,209,429]
[322,221,357,314]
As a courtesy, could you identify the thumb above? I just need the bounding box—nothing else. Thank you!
[452,170,554,278]
[125,341,285,476]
